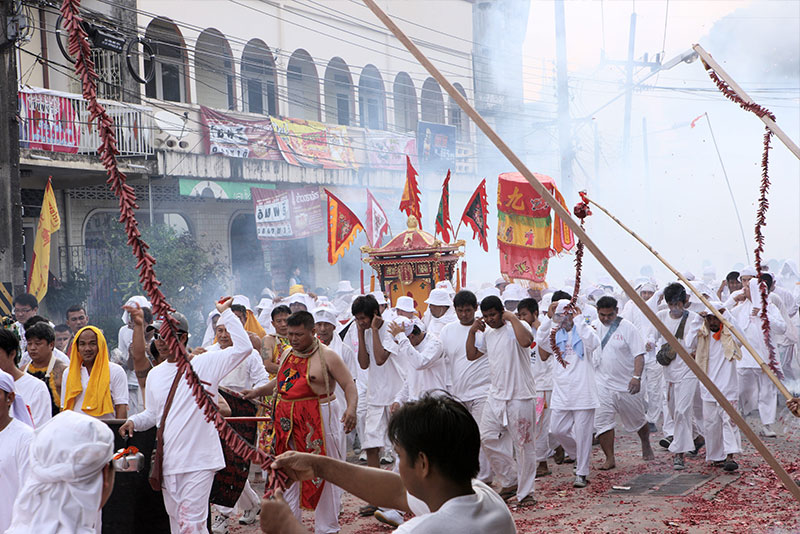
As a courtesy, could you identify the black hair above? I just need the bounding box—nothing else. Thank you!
[410,325,422,337]
[0,329,20,365]
[231,304,248,316]
[664,282,687,305]
[726,271,740,283]
[351,294,379,319]
[759,273,774,289]
[142,307,153,325]
[54,324,70,333]
[517,297,539,316]
[479,295,504,314]
[287,310,315,330]
[24,322,55,344]
[23,315,49,330]
[388,392,480,485]
[12,293,38,310]
[66,304,86,315]
[596,296,618,310]
[453,290,478,309]
[271,305,291,320]
[551,290,572,302]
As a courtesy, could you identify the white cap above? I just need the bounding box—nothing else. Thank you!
[740,266,757,278]
[495,277,508,287]
[476,287,501,302]
[122,296,151,324]
[435,280,456,297]
[393,316,425,336]
[256,297,273,311]
[501,283,527,303]
[395,296,416,313]
[286,293,310,309]
[681,271,696,281]
[313,306,338,326]
[261,287,275,299]
[637,282,656,294]
[555,300,572,315]
[425,288,452,307]
[370,291,387,305]
[336,280,355,294]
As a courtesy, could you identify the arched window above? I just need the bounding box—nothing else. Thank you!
[241,39,278,116]
[393,72,417,132]
[287,49,320,121]
[358,64,386,130]
[195,28,236,110]
[144,18,189,103]
[324,58,354,126]
[420,77,444,124]
[449,83,469,141]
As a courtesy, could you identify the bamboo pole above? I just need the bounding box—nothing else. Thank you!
[693,44,800,160]
[583,193,792,401]
[360,0,800,502]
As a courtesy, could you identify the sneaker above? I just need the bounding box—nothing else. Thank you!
[659,435,674,449]
[673,455,685,471]
[760,425,777,438]
[238,506,259,525]
[374,509,404,528]
[358,450,367,462]
[723,459,739,472]
[573,475,589,488]
[380,452,395,464]
[211,515,228,534]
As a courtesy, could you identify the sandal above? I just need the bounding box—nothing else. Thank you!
[515,496,537,508]
[359,504,378,517]
[499,485,518,502]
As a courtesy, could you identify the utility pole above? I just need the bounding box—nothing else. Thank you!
[554,0,573,196]
[0,1,25,304]
[622,11,637,171]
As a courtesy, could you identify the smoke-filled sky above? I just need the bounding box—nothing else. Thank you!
[492,0,800,290]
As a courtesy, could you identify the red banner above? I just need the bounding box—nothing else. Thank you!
[200,106,282,160]
[251,186,325,240]
[19,89,81,153]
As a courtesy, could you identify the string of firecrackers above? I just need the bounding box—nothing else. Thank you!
[702,60,782,379]
[61,0,288,492]
[548,192,592,369]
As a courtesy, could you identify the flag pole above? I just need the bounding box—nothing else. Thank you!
[359,0,800,501]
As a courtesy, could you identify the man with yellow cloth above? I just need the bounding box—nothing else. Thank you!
[60,326,129,420]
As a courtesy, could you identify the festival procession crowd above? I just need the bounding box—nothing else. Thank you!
[2,263,800,534]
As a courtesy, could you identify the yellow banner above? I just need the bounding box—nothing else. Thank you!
[28,180,61,301]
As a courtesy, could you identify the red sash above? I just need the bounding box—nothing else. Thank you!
[272,351,327,510]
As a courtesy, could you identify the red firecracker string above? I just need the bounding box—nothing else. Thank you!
[549,194,592,368]
[61,0,287,490]
[702,60,782,379]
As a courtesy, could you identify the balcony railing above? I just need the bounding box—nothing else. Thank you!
[19,86,154,157]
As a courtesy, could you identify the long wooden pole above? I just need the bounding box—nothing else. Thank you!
[360,0,800,501]
[693,44,800,160]
[583,193,792,401]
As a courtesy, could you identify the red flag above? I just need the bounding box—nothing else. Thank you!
[325,189,364,265]
[690,113,705,128]
[435,170,453,242]
[365,188,390,248]
[400,155,422,228]
[460,179,489,251]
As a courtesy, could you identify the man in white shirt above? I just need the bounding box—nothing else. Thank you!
[538,300,601,488]
[12,293,39,354]
[21,321,67,419]
[466,295,536,507]
[389,317,446,409]
[592,296,654,471]
[421,288,457,339]
[0,368,35,532]
[261,393,516,534]
[696,307,741,471]
[439,290,494,483]
[0,328,52,427]
[120,298,252,534]
[652,283,705,470]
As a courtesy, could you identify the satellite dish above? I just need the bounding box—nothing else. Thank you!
[189,180,228,199]
[153,110,186,137]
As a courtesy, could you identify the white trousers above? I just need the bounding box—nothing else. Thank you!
[284,401,344,534]
[534,390,555,463]
[550,409,595,477]
[479,396,537,500]
[644,358,665,426]
[738,368,777,426]
[702,400,741,462]
[666,379,698,453]
[779,343,797,382]
[162,469,217,534]
[462,396,494,483]
[216,479,260,517]
[355,379,368,451]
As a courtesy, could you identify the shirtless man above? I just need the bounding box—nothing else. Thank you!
[245,311,356,534]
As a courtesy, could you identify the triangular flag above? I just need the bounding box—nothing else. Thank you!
[28,177,61,301]
[459,179,489,252]
[365,189,390,248]
[435,170,453,242]
[325,189,364,265]
[399,155,422,228]
[690,114,705,128]
[551,185,576,254]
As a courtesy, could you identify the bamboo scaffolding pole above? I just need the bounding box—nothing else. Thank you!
[359,0,800,501]
[583,193,791,401]
[693,44,800,160]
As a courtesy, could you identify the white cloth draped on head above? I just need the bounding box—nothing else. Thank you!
[202,309,221,348]
[121,295,151,324]
[6,410,114,534]
[0,369,34,427]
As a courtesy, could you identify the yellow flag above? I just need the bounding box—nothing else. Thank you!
[28,178,61,301]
